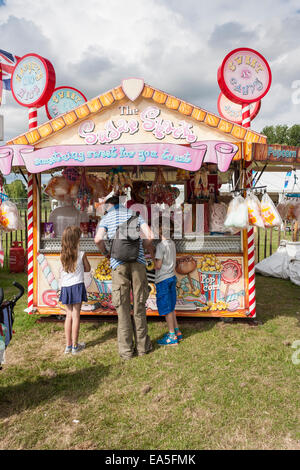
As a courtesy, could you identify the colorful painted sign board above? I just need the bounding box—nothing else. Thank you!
[78,106,199,144]
[217,92,261,124]
[0,141,239,175]
[11,53,56,108]
[37,253,247,317]
[46,86,87,119]
[253,143,300,163]
[217,48,272,104]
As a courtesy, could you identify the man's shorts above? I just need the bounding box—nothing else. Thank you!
[156,275,177,316]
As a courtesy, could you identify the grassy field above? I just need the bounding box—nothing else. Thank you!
[0,270,299,450]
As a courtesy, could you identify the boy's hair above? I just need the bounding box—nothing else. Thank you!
[60,225,82,273]
[105,195,121,206]
[158,215,174,239]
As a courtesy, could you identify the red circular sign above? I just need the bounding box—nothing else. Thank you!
[217,92,261,124]
[217,48,272,104]
[11,53,56,108]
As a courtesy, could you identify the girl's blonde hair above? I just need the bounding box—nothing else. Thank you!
[60,226,82,273]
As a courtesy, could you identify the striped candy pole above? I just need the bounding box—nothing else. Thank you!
[27,173,34,313]
[27,108,37,313]
[28,107,38,130]
[242,104,256,318]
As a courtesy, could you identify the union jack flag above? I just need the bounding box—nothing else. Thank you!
[0,49,20,104]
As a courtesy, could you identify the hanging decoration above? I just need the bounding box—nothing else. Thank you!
[75,169,92,211]
[146,168,178,206]
[106,167,133,195]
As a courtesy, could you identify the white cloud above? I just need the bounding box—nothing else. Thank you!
[0,0,299,148]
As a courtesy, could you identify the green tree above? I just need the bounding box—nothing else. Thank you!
[4,179,27,200]
[261,124,300,146]
[287,124,300,146]
[262,125,289,144]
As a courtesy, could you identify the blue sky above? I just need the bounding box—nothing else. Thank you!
[1,0,300,190]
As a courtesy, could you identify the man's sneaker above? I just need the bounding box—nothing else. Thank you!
[72,342,86,355]
[157,332,178,346]
[175,328,183,342]
[64,345,72,354]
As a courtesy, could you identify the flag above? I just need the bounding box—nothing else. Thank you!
[284,171,292,190]
[0,49,19,105]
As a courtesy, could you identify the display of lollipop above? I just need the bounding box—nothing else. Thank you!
[37,253,59,291]
[221,259,242,302]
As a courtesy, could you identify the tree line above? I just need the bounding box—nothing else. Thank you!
[261,124,300,146]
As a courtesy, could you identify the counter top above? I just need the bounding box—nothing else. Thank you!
[39,234,242,254]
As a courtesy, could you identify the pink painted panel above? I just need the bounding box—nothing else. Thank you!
[0,141,239,175]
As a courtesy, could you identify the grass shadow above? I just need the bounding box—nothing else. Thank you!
[148,317,216,345]
[85,325,118,348]
[0,364,111,419]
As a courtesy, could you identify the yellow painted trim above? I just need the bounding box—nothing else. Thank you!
[87,98,102,113]
[6,82,266,147]
[50,117,65,132]
[112,87,125,101]
[178,102,193,115]
[142,86,154,98]
[153,91,167,104]
[25,129,41,144]
[99,92,114,106]
[38,123,53,138]
[63,111,78,126]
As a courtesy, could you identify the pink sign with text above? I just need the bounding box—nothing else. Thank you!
[0,141,239,175]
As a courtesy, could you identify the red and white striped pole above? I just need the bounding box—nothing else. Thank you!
[27,107,37,313]
[242,104,256,318]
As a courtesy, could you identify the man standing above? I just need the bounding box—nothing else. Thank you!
[94,195,154,360]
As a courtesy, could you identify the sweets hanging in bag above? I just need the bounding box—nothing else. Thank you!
[224,195,248,229]
[260,193,282,227]
[209,202,227,232]
[246,193,265,228]
[0,201,24,232]
[45,176,70,201]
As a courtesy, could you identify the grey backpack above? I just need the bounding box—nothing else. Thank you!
[110,212,141,262]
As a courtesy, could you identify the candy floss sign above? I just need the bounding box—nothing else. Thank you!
[217,48,272,104]
[0,142,239,175]
[78,106,198,144]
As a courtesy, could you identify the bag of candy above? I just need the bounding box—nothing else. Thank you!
[224,195,248,229]
[45,176,70,201]
[0,200,24,232]
[246,193,265,228]
[209,202,227,233]
[261,193,282,227]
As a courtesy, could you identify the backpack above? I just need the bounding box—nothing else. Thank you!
[110,212,141,262]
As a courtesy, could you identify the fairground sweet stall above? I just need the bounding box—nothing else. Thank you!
[0,77,268,319]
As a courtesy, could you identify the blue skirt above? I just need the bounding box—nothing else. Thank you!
[59,282,87,305]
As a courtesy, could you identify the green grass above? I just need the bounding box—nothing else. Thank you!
[0,270,299,450]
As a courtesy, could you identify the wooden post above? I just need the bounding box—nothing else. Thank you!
[293,221,298,242]
[264,229,267,259]
[257,227,260,263]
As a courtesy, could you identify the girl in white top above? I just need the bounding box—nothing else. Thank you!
[59,226,90,355]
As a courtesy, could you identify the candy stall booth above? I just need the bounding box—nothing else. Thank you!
[0,78,268,318]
